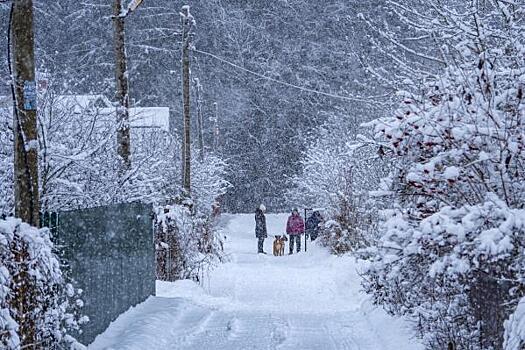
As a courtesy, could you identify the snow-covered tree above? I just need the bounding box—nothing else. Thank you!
[289,110,387,252]
[33,89,181,211]
[1,84,231,214]
[362,2,525,348]
[192,153,231,215]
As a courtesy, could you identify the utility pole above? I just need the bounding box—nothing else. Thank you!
[181,5,194,194]
[11,0,39,227]
[9,1,38,346]
[111,0,144,175]
[113,0,131,173]
[194,77,204,161]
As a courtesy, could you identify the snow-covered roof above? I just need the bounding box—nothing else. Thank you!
[0,95,169,132]
[130,107,170,131]
[54,95,113,114]
[100,107,170,132]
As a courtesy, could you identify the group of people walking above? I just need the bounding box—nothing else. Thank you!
[254,205,323,255]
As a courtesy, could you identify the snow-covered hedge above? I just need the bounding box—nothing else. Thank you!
[362,2,525,348]
[155,202,224,282]
[0,217,86,349]
[365,196,525,348]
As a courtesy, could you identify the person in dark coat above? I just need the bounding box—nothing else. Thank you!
[255,204,267,254]
[306,210,323,241]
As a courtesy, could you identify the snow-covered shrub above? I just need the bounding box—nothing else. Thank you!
[154,202,224,282]
[318,192,379,254]
[318,220,351,255]
[0,102,13,217]
[0,217,86,349]
[153,151,229,282]
[504,298,525,350]
[362,3,525,348]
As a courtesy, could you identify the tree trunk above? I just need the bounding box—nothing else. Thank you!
[181,6,192,194]
[113,0,131,173]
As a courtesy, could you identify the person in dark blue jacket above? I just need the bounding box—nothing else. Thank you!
[255,204,267,254]
[305,211,323,241]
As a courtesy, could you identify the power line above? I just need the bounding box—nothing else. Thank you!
[192,48,387,103]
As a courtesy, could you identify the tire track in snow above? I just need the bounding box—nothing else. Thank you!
[323,318,361,350]
[225,315,241,340]
[269,315,289,349]
[167,303,211,347]
[89,214,423,350]
[175,309,217,347]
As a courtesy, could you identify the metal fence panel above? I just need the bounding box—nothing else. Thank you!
[56,202,154,345]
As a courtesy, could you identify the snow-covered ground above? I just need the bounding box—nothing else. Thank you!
[89,214,423,350]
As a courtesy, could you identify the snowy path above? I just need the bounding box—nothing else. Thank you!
[89,214,422,350]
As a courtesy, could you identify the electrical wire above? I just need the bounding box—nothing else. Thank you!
[192,48,388,103]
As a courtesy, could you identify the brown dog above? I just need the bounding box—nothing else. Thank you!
[273,235,288,256]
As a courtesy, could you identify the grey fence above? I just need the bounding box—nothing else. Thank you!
[48,202,155,345]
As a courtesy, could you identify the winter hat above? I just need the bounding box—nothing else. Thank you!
[259,204,266,212]
[292,207,299,213]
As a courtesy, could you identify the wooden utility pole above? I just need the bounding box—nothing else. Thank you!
[194,77,204,161]
[11,0,39,227]
[181,5,194,194]
[113,0,131,172]
[10,1,38,347]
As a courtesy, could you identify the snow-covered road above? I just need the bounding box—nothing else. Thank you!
[89,214,422,350]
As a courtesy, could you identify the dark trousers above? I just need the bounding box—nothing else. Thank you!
[289,235,301,253]
[257,237,265,253]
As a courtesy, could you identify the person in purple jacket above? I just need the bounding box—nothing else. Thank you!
[286,208,305,254]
